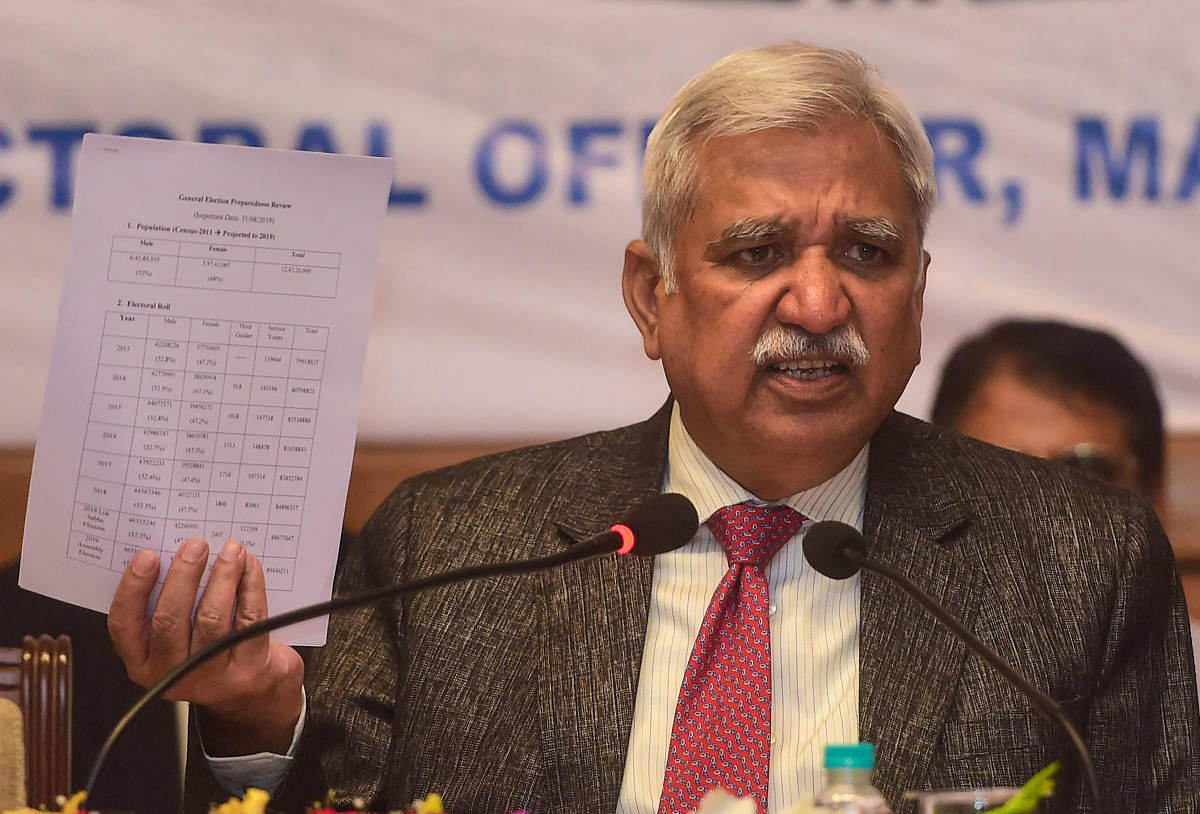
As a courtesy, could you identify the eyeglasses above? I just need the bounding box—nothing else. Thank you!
[1049,443,1132,486]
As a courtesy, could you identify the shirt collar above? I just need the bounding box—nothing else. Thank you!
[663,402,868,531]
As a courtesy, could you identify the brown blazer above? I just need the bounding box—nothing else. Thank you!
[194,403,1199,813]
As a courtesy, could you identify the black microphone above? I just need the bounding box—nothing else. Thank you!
[85,492,699,802]
[802,520,1104,814]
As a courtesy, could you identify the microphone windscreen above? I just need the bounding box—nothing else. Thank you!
[802,520,866,580]
[622,493,699,556]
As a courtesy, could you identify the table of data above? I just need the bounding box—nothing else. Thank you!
[69,312,328,590]
[109,236,341,298]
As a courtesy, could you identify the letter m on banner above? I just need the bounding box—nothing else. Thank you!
[1075,117,1159,200]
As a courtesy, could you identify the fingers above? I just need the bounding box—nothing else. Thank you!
[229,547,272,661]
[234,549,270,628]
[108,548,162,678]
[146,537,210,669]
[190,539,248,652]
[108,537,281,713]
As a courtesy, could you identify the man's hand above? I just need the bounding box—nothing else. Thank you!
[108,537,305,756]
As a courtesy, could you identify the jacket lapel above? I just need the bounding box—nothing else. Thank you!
[860,413,985,805]
[535,402,672,813]
[529,407,985,810]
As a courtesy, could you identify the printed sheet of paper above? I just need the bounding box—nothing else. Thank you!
[21,134,393,645]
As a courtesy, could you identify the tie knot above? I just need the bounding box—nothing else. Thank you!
[707,503,805,567]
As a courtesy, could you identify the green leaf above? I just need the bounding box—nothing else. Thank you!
[984,762,1060,814]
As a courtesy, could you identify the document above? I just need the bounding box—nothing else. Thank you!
[21,134,393,645]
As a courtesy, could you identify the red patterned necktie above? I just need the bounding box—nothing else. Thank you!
[657,503,805,814]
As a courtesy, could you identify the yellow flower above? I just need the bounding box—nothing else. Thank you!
[212,787,271,814]
[409,792,445,813]
[61,791,88,814]
[1,790,87,814]
[0,792,85,814]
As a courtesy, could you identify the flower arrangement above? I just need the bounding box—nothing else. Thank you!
[1,764,1053,814]
[1,791,87,814]
[0,789,453,814]
[300,791,451,814]
[205,790,459,814]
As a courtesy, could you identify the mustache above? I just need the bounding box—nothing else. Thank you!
[751,325,871,367]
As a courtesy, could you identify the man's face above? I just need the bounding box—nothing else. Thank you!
[624,121,929,498]
[951,366,1143,494]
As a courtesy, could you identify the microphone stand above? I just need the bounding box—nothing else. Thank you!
[85,487,700,804]
[842,546,1105,814]
[84,537,615,802]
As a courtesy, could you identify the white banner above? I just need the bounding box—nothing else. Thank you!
[2,0,1197,443]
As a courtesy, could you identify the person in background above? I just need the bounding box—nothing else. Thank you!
[929,319,1199,678]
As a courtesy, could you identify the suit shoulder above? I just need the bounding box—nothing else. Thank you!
[361,407,670,538]
[411,414,665,493]
[873,411,1165,560]
[879,411,1146,509]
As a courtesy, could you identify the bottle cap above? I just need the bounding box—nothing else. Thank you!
[824,742,875,770]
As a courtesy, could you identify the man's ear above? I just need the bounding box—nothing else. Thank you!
[622,239,665,360]
[914,250,931,364]
[915,250,931,316]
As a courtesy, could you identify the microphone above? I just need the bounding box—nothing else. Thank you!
[590,490,701,557]
[802,520,1104,814]
[85,492,699,802]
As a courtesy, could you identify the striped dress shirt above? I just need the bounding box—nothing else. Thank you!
[616,404,867,813]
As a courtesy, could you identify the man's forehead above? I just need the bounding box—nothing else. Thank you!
[693,119,899,173]
[688,126,918,223]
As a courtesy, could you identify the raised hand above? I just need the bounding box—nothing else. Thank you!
[108,537,305,755]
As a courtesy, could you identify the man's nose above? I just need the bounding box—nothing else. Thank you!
[773,252,852,334]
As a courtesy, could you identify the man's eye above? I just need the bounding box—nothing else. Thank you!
[732,245,781,266]
[846,243,885,263]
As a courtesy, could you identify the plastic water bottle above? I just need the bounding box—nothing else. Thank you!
[813,742,892,813]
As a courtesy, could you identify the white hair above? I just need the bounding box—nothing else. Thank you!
[642,43,937,291]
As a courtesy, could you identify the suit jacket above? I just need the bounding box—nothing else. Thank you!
[213,403,1198,813]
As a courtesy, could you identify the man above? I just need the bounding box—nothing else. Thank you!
[930,320,1164,509]
[108,44,1199,813]
[930,319,1200,686]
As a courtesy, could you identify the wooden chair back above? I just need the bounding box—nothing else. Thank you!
[0,634,72,807]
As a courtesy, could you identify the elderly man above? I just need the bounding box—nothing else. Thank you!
[109,44,1198,813]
